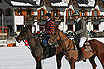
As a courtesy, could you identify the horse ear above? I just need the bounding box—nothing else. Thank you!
[25,25,28,29]
[55,25,59,30]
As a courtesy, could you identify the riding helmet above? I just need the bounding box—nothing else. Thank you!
[45,13,51,17]
[73,11,80,16]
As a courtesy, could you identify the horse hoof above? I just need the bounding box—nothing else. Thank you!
[83,60,86,62]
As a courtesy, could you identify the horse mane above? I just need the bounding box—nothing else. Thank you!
[55,24,59,30]
[55,29,70,40]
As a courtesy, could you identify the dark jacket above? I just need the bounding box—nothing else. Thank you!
[75,19,88,38]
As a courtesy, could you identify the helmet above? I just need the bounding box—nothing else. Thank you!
[73,11,80,16]
[45,13,51,17]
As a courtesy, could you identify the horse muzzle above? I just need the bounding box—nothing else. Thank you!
[16,37,22,43]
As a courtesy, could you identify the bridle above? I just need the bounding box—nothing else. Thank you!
[50,31,69,43]
[17,29,37,50]
[50,30,75,52]
[50,31,60,43]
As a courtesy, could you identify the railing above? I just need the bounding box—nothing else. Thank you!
[66,16,104,22]
[24,15,37,23]
[37,15,64,22]
[24,15,104,23]
[52,15,64,22]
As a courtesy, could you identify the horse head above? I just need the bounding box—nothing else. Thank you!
[49,30,62,45]
[16,26,31,43]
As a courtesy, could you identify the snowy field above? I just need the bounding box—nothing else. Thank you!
[0,46,103,69]
[0,37,104,69]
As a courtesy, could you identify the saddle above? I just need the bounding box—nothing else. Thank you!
[72,39,93,61]
[72,39,92,52]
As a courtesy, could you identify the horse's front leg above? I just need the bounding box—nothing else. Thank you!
[36,57,42,69]
[56,53,64,69]
[69,57,76,69]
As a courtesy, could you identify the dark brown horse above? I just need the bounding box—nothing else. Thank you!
[16,27,64,69]
[49,30,104,69]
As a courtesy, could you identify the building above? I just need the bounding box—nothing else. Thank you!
[1,0,104,36]
[0,0,14,36]
[0,0,39,35]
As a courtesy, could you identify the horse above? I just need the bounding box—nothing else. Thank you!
[49,29,104,69]
[16,26,64,69]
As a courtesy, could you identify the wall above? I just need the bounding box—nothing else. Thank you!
[0,0,13,25]
[14,16,24,32]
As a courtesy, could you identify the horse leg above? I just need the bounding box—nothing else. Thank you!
[36,58,42,69]
[69,57,76,69]
[97,56,104,68]
[56,53,64,69]
[89,55,97,69]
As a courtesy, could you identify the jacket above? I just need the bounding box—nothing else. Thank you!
[45,19,55,35]
[75,19,88,38]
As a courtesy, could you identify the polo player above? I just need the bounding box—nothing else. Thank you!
[73,11,88,59]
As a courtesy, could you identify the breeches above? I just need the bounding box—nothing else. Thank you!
[79,37,87,48]
[42,35,50,46]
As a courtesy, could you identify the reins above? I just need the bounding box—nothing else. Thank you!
[22,34,38,51]
[23,40,32,50]
[51,31,75,53]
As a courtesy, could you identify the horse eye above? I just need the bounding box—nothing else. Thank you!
[54,33,56,35]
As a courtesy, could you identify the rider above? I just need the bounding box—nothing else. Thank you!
[73,11,88,59]
[42,13,55,57]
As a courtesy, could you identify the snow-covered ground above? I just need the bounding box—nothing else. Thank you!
[0,37,104,69]
[0,46,103,69]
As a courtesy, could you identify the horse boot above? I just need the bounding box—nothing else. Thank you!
[44,45,49,58]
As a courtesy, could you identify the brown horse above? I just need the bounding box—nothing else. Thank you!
[49,30,104,69]
[16,26,64,69]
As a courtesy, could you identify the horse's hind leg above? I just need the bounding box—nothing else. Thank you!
[89,55,97,69]
[97,56,104,68]
[56,53,64,69]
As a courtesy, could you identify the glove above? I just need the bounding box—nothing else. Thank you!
[42,32,47,37]
[73,32,78,38]
[42,32,46,35]
[73,32,76,36]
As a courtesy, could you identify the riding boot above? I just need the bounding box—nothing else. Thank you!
[78,47,86,61]
[78,48,83,60]
[81,47,86,62]
[81,47,85,57]
[44,45,49,58]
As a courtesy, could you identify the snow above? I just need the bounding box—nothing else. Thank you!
[51,0,69,7]
[33,0,41,6]
[0,47,102,69]
[78,0,95,7]
[0,38,104,69]
[11,1,33,6]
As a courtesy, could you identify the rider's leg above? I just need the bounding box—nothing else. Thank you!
[79,37,87,57]
[43,38,49,57]
[44,45,49,57]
